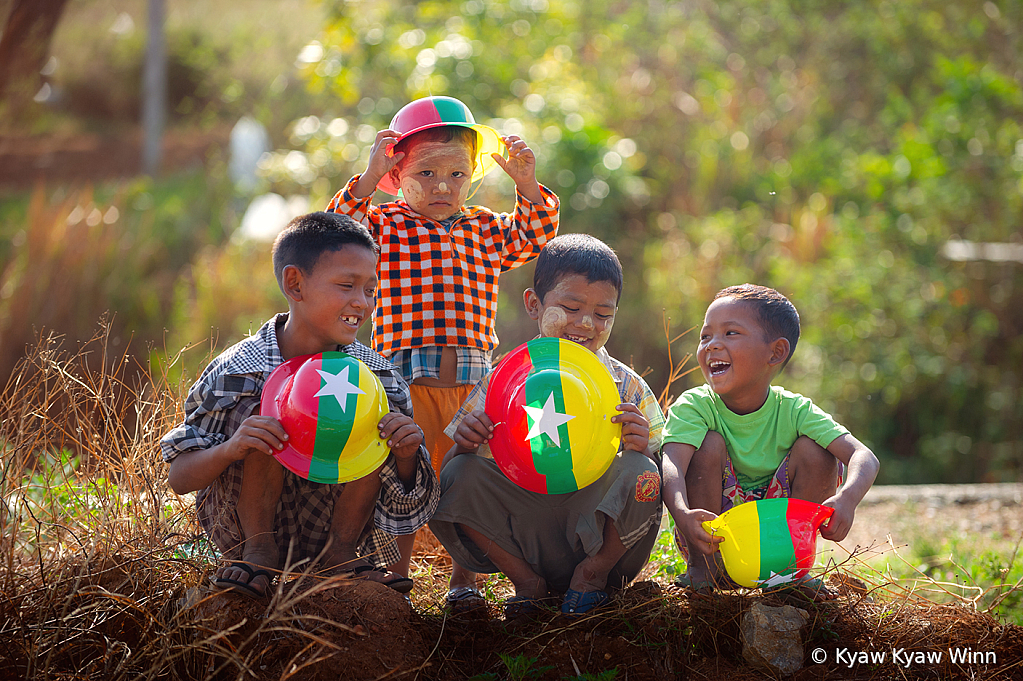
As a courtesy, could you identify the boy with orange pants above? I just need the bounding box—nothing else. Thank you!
[326,96,559,609]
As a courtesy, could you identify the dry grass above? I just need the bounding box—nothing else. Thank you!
[1,328,1022,680]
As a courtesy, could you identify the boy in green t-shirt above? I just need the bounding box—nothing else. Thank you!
[661,284,879,599]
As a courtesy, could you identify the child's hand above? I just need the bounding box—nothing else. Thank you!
[451,410,495,451]
[612,403,650,453]
[353,129,406,197]
[377,412,423,462]
[678,508,724,556]
[492,136,543,203]
[820,494,857,541]
[226,415,289,460]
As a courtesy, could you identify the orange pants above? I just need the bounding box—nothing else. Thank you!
[410,383,476,479]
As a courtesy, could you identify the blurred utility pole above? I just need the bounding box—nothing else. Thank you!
[142,0,166,176]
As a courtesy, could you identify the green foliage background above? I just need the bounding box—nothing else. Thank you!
[3,0,1022,484]
[253,0,1022,483]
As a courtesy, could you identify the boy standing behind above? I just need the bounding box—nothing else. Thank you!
[161,213,439,597]
[661,284,879,599]
[326,96,559,604]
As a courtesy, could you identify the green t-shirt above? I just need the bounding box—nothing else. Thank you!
[661,384,849,490]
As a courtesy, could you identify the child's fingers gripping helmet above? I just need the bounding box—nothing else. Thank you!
[261,352,391,484]
[376,95,504,196]
[484,338,622,495]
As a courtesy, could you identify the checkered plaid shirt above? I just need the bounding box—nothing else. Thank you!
[160,314,440,556]
[444,344,666,459]
[326,174,559,358]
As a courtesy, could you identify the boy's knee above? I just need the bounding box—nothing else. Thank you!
[790,436,839,482]
[699,431,727,458]
[685,430,727,488]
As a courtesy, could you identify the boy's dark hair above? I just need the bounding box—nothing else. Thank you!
[272,212,377,291]
[715,284,800,365]
[393,126,478,172]
[533,233,624,303]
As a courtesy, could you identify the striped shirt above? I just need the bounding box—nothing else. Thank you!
[326,174,559,359]
[445,344,666,459]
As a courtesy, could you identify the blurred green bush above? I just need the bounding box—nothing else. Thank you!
[2,0,1021,483]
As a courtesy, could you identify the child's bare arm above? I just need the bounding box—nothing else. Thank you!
[820,433,880,541]
[351,129,405,198]
[661,442,723,555]
[491,135,543,204]
[167,415,289,495]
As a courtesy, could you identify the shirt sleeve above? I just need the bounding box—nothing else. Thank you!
[495,184,560,272]
[660,389,715,450]
[443,374,490,441]
[793,395,850,450]
[159,372,262,463]
[635,379,666,454]
[372,366,440,534]
[325,174,382,240]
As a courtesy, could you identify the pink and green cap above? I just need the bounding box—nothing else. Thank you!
[377,95,503,195]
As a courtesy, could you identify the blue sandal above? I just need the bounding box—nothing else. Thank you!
[561,589,609,615]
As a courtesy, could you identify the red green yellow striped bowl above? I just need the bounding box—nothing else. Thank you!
[485,338,621,494]
[261,352,390,484]
[702,498,834,588]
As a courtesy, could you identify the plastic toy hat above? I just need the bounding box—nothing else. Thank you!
[375,95,504,196]
[260,352,390,484]
[485,338,621,494]
[701,498,834,589]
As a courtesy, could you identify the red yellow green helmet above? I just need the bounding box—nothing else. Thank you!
[702,498,834,588]
[376,95,504,196]
[261,352,390,484]
[485,338,621,494]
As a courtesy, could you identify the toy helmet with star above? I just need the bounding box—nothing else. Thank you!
[701,498,834,588]
[484,338,621,494]
[376,95,504,196]
[260,352,390,484]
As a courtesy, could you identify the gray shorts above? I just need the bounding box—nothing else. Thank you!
[429,452,662,594]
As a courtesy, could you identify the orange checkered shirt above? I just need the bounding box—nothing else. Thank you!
[326,174,559,358]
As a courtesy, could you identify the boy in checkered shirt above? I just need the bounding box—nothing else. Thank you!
[161,213,439,598]
[326,96,559,605]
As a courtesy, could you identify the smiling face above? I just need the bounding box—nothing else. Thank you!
[697,296,789,414]
[286,244,378,351]
[392,139,475,222]
[524,274,618,353]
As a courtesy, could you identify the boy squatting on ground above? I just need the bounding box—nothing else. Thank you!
[325,96,559,604]
[661,284,880,599]
[160,212,440,598]
[429,234,665,617]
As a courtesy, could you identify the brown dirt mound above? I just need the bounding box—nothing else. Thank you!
[189,576,428,681]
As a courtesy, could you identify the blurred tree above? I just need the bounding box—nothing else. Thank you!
[0,0,69,121]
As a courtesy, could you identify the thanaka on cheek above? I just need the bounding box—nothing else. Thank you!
[540,306,568,337]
